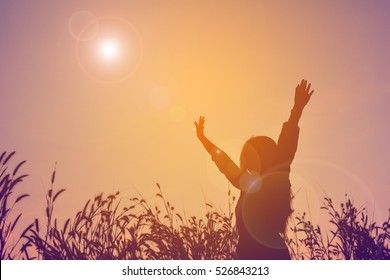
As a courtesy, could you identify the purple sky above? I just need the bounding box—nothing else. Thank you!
[1,1,389,230]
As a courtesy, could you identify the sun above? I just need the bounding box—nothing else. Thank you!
[98,39,120,61]
[76,17,143,82]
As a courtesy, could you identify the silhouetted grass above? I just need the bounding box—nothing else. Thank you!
[287,195,389,260]
[25,181,238,260]
[0,151,30,259]
[1,151,389,259]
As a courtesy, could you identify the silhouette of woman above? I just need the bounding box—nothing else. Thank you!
[195,79,314,259]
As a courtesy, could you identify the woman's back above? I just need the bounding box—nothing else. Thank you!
[235,169,293,259]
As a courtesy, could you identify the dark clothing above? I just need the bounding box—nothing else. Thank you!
[211,121,299,259]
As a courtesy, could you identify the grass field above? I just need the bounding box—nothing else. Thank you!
[1,151,389,260]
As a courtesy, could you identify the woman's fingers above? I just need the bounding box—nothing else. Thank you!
[199,116,205,126]
[306,83,311,93]
[195,116,206,130]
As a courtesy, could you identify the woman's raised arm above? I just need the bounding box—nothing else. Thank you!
[278,79,315,163]
[195,116,242,189]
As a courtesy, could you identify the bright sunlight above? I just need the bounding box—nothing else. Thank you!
[98,39,120,61]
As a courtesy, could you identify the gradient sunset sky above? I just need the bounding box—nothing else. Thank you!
[1,0,389,228]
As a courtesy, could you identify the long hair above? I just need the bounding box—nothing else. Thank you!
[239,136,293,235]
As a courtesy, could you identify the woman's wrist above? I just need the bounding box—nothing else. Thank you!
[292,105,304,113]
[197,133,205,141]
[289,106,303,125]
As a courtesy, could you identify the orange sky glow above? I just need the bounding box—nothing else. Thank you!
[1,1,389,242]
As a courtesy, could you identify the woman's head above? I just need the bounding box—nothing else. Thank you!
[240,136,277,174]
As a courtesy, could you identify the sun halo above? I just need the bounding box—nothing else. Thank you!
[98,39,120,61]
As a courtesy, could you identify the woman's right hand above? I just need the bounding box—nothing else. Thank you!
[194,116,205,139]
[294,79,314,111]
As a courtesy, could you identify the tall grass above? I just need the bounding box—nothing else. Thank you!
[1,151,389,259]
[24,171,238,260]
[0,151,30,259]
[25,182,238,259]
[287,195,389,259]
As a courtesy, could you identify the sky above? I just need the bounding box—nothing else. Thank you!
[1,0,389,232]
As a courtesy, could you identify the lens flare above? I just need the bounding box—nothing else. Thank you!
[240,171,292,249]
[75,17,143,82]
[292,159,382,221]
[205,138,244,193]
[239,170,262,193]
[68,10,99,41]
[99,39,120,61]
